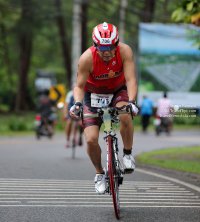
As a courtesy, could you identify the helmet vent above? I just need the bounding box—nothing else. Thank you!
[93,23,118,45]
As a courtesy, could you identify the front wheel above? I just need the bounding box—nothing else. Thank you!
[156,126,160,136]
[72,140,76,159]
[107,136,120,219]
[36,131,40,140]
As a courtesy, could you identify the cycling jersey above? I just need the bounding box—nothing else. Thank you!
[84,45,126,94]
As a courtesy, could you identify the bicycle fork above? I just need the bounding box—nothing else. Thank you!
[105,135,124,188]
[113,137,124,185]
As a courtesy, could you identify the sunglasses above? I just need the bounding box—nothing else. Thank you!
[97,44,115,51]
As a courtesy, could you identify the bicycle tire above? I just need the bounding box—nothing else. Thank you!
[107,136,120,219]
[71,122,77,159]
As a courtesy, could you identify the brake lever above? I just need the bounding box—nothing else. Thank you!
[126,104,133,120]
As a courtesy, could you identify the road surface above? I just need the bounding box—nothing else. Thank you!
[0,129,199,221]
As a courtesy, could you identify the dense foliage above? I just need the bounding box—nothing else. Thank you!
[0,0,196,112]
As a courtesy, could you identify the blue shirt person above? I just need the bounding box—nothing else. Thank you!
[141,95,153,132]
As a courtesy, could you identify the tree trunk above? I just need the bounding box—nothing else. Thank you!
[81,1,88,53]
[141,0,156,23]
[163,0,169,21]
[0,12,13,87]
[119,0,127,43]
[15,33,33,111]
[55,0,71,87]
[71,0,81,84]
[15,0,33,111]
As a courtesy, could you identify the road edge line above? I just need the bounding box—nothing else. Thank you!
[135,168,200,193]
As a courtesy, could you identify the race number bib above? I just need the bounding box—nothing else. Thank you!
[91,93,113,107]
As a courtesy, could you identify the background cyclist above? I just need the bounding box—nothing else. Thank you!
[70,22,138,194]
[63,83,83,147]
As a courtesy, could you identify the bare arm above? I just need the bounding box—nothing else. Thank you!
[70,49,92,118]
[120,43,138,101]
[73,49,93,103]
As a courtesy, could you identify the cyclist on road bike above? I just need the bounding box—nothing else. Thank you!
[63,83,83,147]
[70,22,138,194]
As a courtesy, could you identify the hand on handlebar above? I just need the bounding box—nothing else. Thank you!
[70,102,82,118]
[127,103,139,116]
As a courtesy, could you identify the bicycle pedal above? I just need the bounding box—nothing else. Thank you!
[124,169,134,174]
[118,177,123,185]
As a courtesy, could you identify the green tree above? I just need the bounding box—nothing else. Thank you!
[171,0,200,48]
[171,0,200,24]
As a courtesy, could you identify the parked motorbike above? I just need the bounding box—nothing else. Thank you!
[154,116,170,136]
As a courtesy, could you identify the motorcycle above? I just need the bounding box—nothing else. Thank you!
[34,113,54,139]
[34,102,64,139]
[154,116,170,136]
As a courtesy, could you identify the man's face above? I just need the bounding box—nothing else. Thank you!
[97,44,116,62]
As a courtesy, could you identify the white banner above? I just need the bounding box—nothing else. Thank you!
[138,91,200,109]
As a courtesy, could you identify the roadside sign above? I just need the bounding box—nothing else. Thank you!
[49,84,66,104]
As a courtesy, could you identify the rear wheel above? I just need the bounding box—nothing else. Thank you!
[72,140,76,159]
[48,133,52,139]
[156,126,160,136]
[36,132,40,140]
[107,136,120,219]
[71,121,78,159]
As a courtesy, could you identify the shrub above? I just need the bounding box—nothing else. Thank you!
[8,118,28,131]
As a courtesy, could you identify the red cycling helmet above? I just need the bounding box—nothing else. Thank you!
[92,22,119,50]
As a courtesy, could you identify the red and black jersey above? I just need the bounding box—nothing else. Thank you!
[84,45,126,94]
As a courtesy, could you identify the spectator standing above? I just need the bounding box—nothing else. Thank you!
[156,92,173,131]
[141,94,153,132]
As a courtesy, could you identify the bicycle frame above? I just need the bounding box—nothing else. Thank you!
[82,106,131,219]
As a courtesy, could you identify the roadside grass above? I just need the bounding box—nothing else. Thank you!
[0,111,35,134]
[0,111,199,135]
[0,111,64,135]
[101,119,200,131]
[136,146,200,174]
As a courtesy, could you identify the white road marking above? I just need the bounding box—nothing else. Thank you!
[0,178,199,208]
[0,201,20,203]
[0,190,194,195]
[0,184,183,188]
[0,205,199,208]
[0,194,198,198]
[25,201,200,204]
[135,168,200,192]
[0,198,199,201]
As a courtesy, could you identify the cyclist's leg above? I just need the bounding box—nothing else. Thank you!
[82,104,103,173]
[116,101,133,152]
[84,124,108,194]
[66,117,72,146]
[84,125,103,174]
[112,89,133,153]
[112,89,135,171]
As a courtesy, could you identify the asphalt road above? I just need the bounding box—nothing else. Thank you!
[0,129,200,222]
